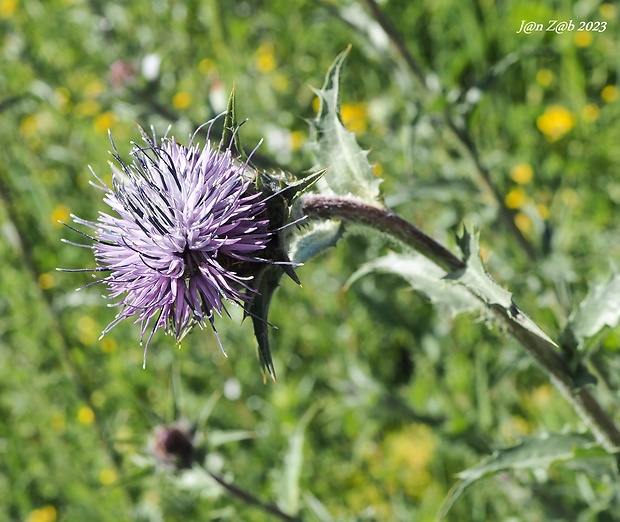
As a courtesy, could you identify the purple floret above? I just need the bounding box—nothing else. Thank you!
[69,123,273,366]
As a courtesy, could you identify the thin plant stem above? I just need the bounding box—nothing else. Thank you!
[359,0,538,261]
[301,194,620,451]
[203,466,302,522]
[445,118,539,261]
[359,0,427,86]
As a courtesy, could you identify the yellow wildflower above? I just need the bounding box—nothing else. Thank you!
[514,212,533,235]
[500,416,531,440]
[84,78,107,99]
[77,406,95,425]
[289,130,305,151]
[54,87,71,114]
[574,31,593,47]
[535,69,553,88]
[479,243,490,263]
[74,100,101,117]
[581,103,599,122]
[91,391,106,408]
[272,74,288,92]
[599,3,616,19]
[341,103,368,133]
[560,188,579,207]
[99,468,118,486]
[312,96,321,114]
[93,111,116,134]
[76,315,97,345]
[0,0,16,18]
[26,505,57,522]
[172,91,192,110]
[101,337,117,354]
[510,163,533,184]
[38,273,55,290]
[19,114,39,138]
[50,204,70,228]
[383,424,437,499]
[256,42,276,73]
[372,163,384,178]
[536,204,549,220]
[601,85,618,103]
[51,413,66,435]
[198,58,216,75]
[536,105,575,141]
[505,187,528,209]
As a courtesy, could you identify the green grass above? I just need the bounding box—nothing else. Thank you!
[1,1,620,520]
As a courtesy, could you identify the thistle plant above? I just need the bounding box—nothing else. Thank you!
[66,126,273,364]
[62,93,324,375]
[5,0,620,519]
[59,48,620,521]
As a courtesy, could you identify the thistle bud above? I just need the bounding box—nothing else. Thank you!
[152,422,195,470]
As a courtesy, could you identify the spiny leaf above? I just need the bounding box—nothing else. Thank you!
[459,433,597,479]
[288,220,344,265]
[346,252,481,316]
[247,264,284,382]
[247,168,327,380]
[438,433,604,520]
[308,46,382,205]
[566,272,620,347]
[446,227,557,347]
[445,228,512,307]
[247,167,330,379]
[272,168,330,204]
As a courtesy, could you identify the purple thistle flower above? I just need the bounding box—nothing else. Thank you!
[152,421,195,469]
[65,121,277,366]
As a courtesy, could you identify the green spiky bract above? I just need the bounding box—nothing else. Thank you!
[221,88,326,381]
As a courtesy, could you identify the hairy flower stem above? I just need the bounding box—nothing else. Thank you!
[303,196,465,273]
[301,194,620,452]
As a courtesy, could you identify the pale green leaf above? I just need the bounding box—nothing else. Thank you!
[446,228,557,347]
[568,272,620,346]
[439,433,603,520]
[346,252,481,316]
[303,491,335,522]
[445,228,512,308]
[308,46,382,205]
[459,433,596,479]
[207,429,256,447]
[288,220,344,265]
[276,403,320,515]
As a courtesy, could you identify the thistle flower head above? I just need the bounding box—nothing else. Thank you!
[66,120,276,366]
[152,421,195,470]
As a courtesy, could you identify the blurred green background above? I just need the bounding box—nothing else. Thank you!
[1,0,620,520]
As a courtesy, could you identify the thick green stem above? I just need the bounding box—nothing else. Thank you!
[301,194,620,451]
